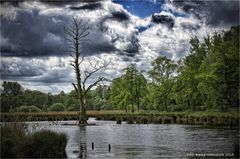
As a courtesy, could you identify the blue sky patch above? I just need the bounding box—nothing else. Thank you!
[112,0,165,18]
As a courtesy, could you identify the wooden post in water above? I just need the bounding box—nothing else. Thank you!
[108,144,111,152]
[234,143,239,158]
[92,142,94,150]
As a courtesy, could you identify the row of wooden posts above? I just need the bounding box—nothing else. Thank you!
[91,142,111,152]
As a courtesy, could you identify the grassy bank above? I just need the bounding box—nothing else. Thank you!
[1,123,67,158]
[0,110,239,127]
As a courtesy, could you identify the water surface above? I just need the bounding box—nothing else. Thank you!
[26,118,238,159]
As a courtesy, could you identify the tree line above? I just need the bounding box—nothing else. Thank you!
[1,26,239,113]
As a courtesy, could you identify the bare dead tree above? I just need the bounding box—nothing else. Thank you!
[64,17,109,125]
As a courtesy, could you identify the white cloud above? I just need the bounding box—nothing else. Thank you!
[1,0,233,93]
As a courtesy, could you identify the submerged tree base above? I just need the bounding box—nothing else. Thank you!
[78,119,88,126]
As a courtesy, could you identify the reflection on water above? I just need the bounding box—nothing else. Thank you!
[79,127,87,159]
[25,118,239,159]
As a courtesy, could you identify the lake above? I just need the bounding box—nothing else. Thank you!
[26,118,238,159]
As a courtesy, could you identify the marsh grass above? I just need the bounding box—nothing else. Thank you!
[1,123,67,158]
[1,110,238,126]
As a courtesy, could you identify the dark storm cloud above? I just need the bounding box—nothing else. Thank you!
[0,2,121,57]
[111,11,129,21]
[123,34,139,56]
[170,0,239,26]
[0,57,73,84]
[151,13,175,28]
[81,40,117,54]
[98,10,139,57]
[205,1,239,26]
[180,22,200,31]
[1,9,69,57]
[121,56,133,62]
[69,2,102,10]
[0,0,102,6]
[1,71,72,84]
[100,10,130,25]
[30,69,73,83]
[0,60,45,78]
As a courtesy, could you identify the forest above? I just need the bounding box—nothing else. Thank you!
[1,26,239,113]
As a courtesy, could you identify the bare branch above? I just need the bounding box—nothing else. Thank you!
[83,60,110,85]
[72,83,78,92]
[70,63,76,69]
[69,53,75,59]
[79,56,85,66]
[64,26,76,39]
[64,36,76,44]
[85,77,105,94]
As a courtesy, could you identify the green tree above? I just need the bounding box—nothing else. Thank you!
[16,105,42,112]
[88,85,111,110]
[110,65,147,112]
[48,103,65,112]
[52,91,66,104]
[110,77,130,112]
[1,81,24,112]
[1,81,23,96]
[175,37,208,111]
[64,90,78,111]
[148,56,177,111]
[197,26,239,111]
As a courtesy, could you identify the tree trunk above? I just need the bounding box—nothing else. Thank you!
[137,95,140,112]
[164,98,167,112]
[187,99,190,110]
[78,96,87,126]
[65,18,107,126]
[131,72,134,113]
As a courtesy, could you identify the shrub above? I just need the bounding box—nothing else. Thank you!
[1,123,67,158]
[170,105,184,112]
[16,105,42,112]
[23,130,67,158]
[48,103,65,112]
[0,123,26,158]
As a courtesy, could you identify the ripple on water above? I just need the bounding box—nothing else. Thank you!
[25,119,238,159]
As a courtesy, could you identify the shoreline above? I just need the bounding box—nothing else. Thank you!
[1,111,239,127]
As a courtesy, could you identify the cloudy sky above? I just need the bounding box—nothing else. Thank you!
[0,0,239,93]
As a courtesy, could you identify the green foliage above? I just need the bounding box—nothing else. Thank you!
[110,64,147,112]
[1,123,67,158]
[0,82,68,112]
[16,105,42,113]
[146,56,178,111]
[169,105,184,112]
[48,103,65,112]
[1,81,23,96]
[23,130,67,158]
[64,90,79,111]
[0,123,26,158]
[87,85,112,110]
[197,26,239,111]
[148,56,177,83]
[173,26,239,111]
[1,81,24,112]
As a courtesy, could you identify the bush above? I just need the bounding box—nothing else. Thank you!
[16,105,42,113]
[170,105,184,112]
[23,130,67,158]
[0,123,26,158]
[1,123,67,158]
[48,103,65,112]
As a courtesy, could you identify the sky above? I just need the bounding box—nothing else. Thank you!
[0,0,239,94]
